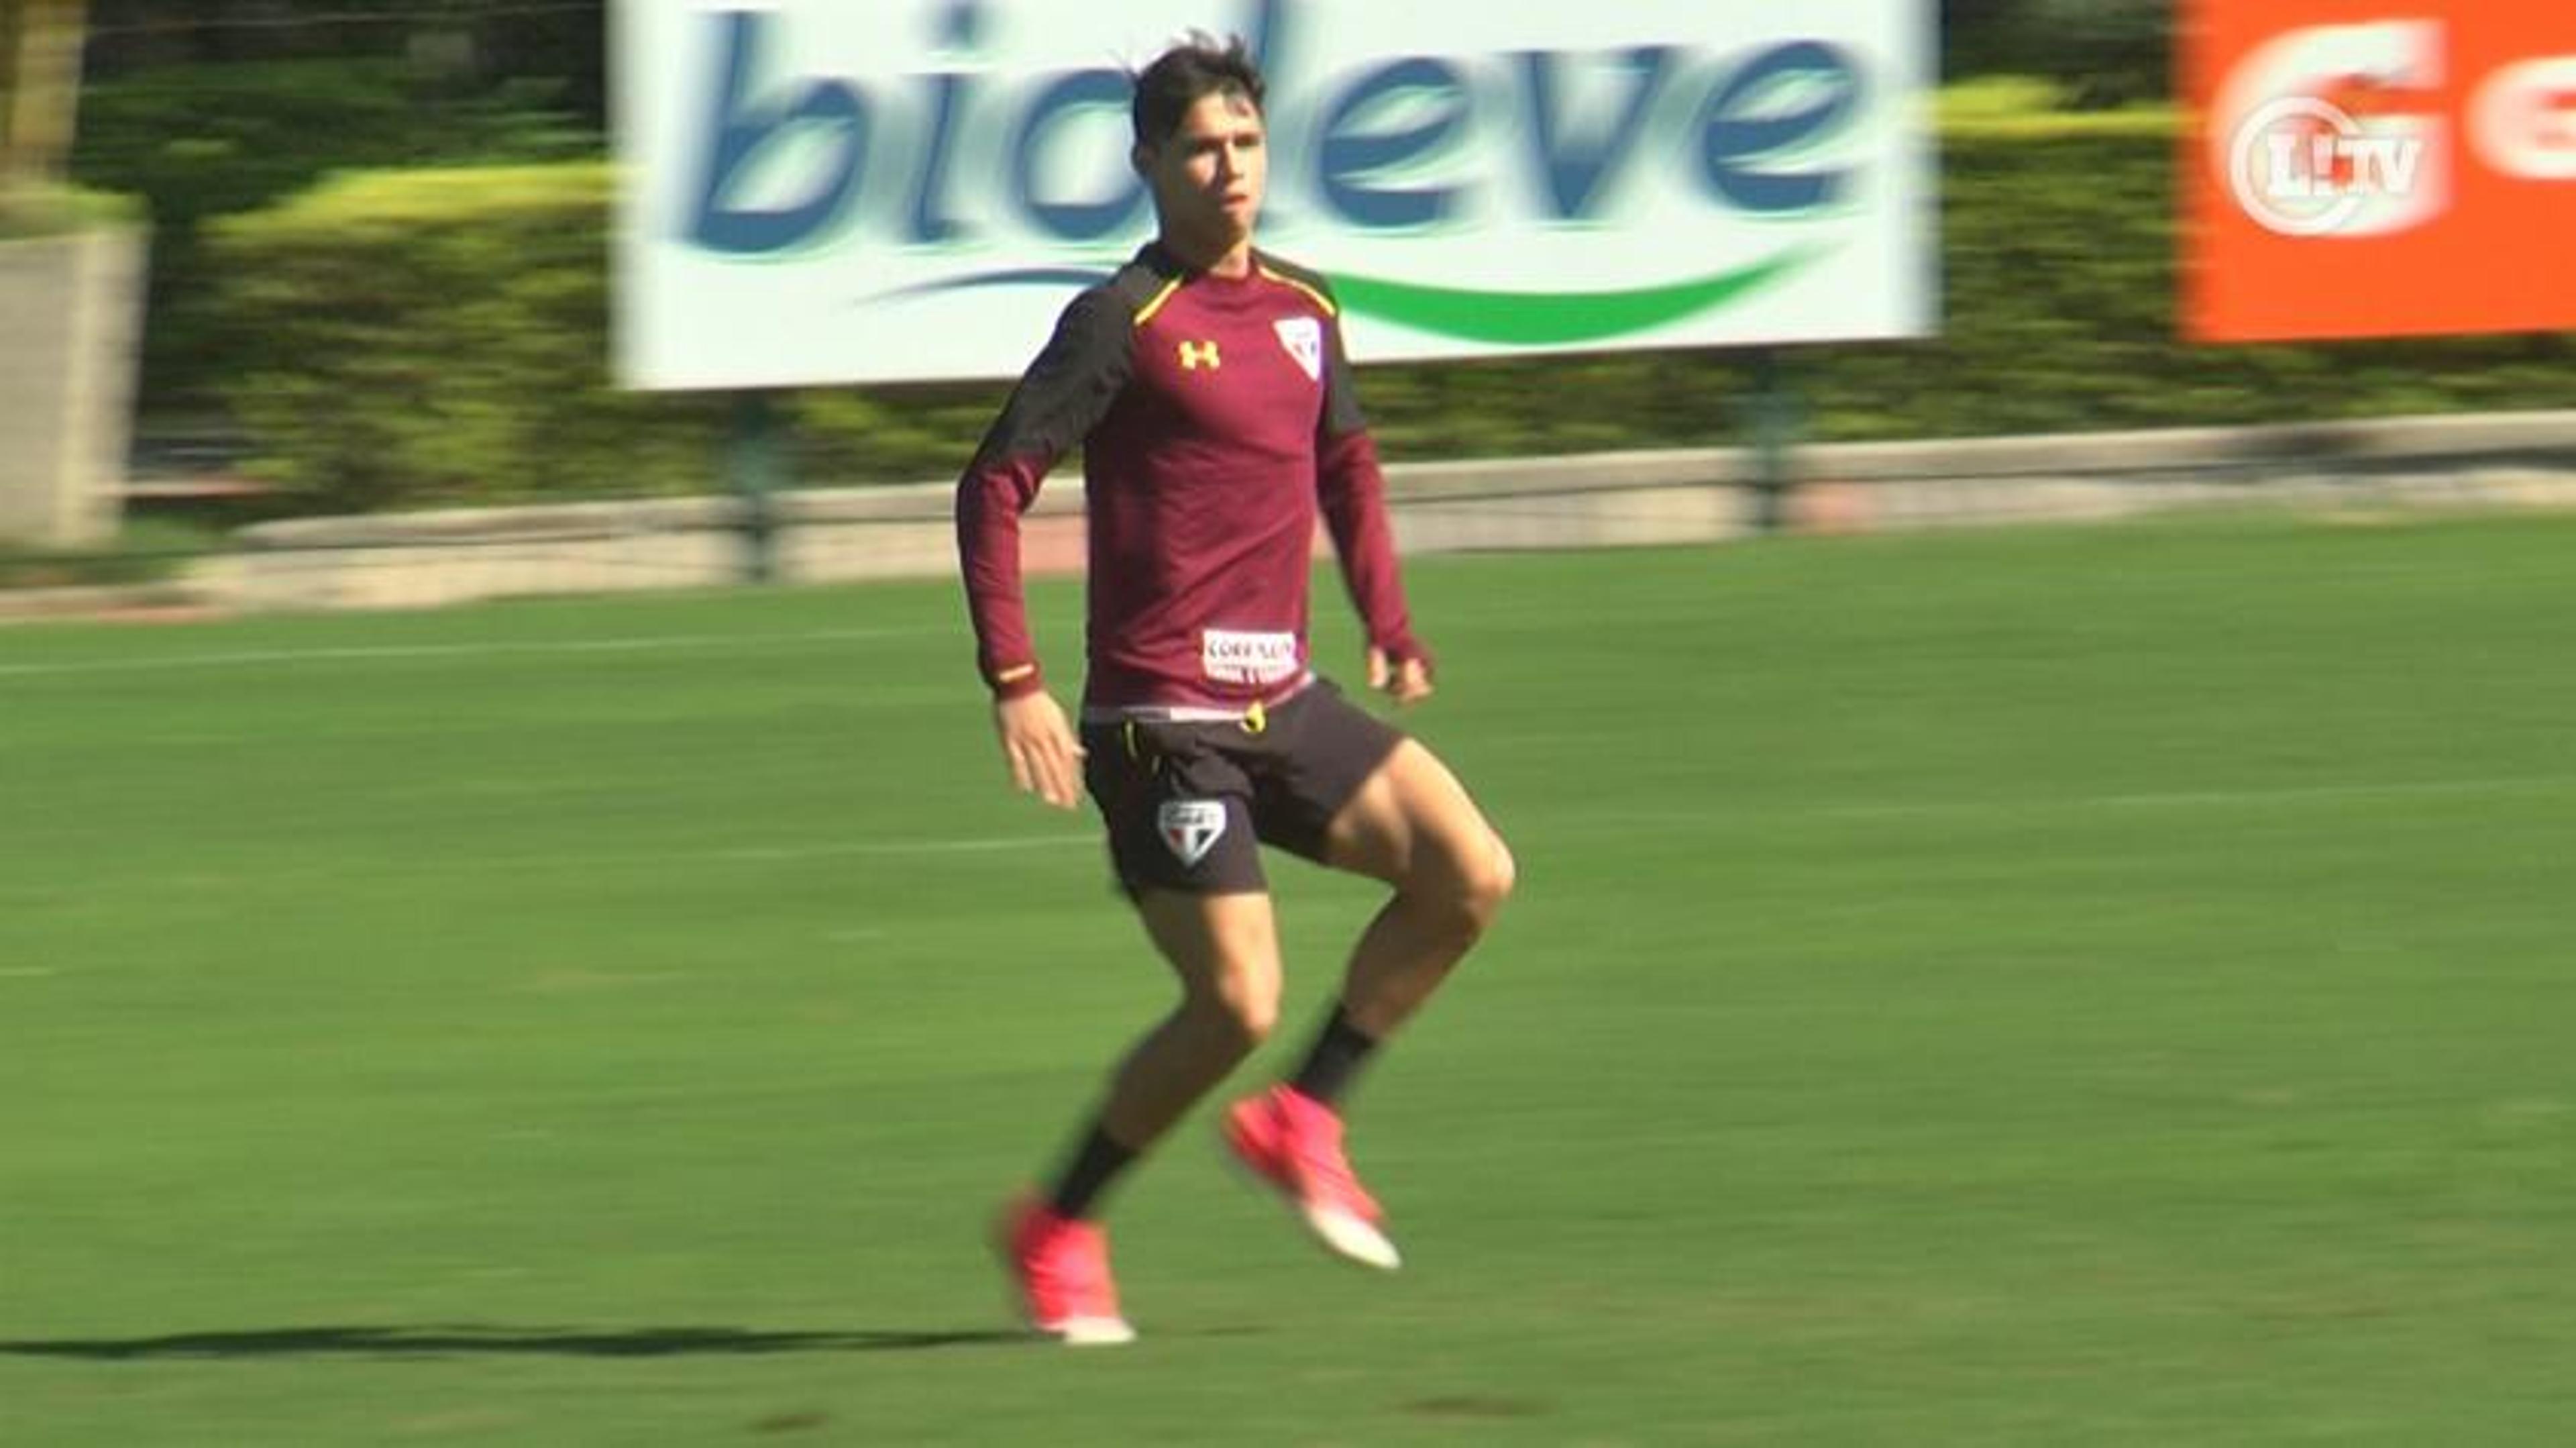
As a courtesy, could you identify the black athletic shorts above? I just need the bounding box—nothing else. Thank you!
[1079,679,1406,898]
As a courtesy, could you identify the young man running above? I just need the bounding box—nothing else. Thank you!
[956,36,1515,1346]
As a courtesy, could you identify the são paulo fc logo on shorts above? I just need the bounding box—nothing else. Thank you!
[1157,800,1228,868]
[1273,317,1323,381]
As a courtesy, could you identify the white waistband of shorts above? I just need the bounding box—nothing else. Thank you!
[1083,673,1313,725]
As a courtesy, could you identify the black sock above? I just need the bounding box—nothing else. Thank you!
[1046,1122,1138,1221]
[1287,1004,1380,1107]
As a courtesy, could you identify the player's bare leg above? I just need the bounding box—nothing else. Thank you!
[1002,889,1282,1343]
[1223,739,1513,1268]
[1320,739,1516,1035]
[1102,890,1285,1145]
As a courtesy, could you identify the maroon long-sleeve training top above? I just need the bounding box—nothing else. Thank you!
[955,242,1424,716]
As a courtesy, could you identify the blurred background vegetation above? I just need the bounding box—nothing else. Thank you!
[23,0,2574,523]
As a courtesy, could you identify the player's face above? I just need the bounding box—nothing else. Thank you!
[1139,89,1267,257]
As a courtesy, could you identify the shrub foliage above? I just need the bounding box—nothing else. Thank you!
[209,114,2575,514]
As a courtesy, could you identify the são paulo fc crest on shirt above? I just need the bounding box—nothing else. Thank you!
[1273,317,1323,381]
[1157,800,1228,868]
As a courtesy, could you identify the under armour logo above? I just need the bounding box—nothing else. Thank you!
[1177,340,1222,370]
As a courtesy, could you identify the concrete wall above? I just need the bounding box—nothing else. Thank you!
[0,227,146,549]
[144,408,2576,615]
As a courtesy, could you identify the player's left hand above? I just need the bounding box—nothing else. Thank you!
[1366,646,1434,708]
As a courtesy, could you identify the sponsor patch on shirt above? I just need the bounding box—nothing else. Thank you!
[1274,317,1323,381]
[1201,629,1300,685]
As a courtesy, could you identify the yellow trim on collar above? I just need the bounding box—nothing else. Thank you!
[1255,264,1337,317]
[1133,276,1185,326]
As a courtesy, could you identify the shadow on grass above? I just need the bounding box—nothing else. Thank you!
[0,1324,1032,1360]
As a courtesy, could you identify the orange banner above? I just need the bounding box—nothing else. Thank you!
[2186,1,2576,341]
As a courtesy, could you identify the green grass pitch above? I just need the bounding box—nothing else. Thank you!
[5,514,2573,1443]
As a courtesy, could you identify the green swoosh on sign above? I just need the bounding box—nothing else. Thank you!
[1329,246,1827,346]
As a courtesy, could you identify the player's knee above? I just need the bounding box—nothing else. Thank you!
[1186,968,1279,1052]
[1411,829,1515,939]
[1222,980,1280,1047]
[1479,833,1518,914]
[1458,831,1517,931]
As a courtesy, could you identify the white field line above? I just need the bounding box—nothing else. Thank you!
[5,774,2563,906]
[26,776,2567,898]
[698,835,1095,862]
[0,834,1102,900]
[1815,774,2576,820]
[0,626,936,679]
[446,832,1097,879]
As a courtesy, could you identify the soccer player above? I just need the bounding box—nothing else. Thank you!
[957,36,1515,1346]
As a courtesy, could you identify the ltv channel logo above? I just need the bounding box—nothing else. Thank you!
[2216,19,2576,238]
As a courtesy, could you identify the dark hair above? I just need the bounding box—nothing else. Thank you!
[1130,35,1266,148]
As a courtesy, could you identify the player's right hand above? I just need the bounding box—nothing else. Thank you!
[992,690,1087,810]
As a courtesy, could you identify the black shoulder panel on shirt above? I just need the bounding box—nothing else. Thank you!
[1105,244,1189,321]
[966,278,1138,470]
